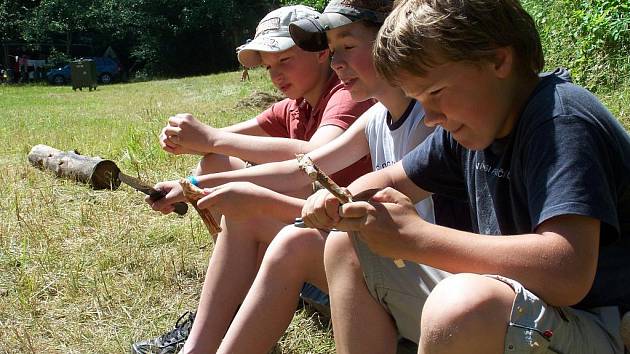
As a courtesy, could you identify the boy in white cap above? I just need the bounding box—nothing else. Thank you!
[132,5,373,354]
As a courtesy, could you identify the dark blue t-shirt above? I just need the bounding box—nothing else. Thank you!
[402,69,630,310]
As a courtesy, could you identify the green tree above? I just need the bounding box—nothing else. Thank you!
[280,0,326,11]
[3,0,275,76]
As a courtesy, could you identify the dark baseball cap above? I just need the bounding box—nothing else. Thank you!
[289,0,391,52]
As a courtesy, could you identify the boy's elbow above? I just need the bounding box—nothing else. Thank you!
[547,264,596,307]
[550,284,591,307]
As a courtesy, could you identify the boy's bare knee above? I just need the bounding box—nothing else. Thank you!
[421,274,514,353]
[222,216,282,244]
[196,154,244,175]
[324,231,357,270]
[264,227,324,268]
[195,154,214,175]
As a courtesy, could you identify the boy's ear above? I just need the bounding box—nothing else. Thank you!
[492,46,514,79]
[317,48,331,64]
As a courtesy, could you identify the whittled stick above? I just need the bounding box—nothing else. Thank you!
[179,178,222,235]
[297,154,352,203]
[296,154,405,268]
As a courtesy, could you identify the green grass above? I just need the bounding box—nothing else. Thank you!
[0,67,627,353]
[0,70,334,354]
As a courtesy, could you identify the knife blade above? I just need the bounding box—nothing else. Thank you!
[118,172,188,216]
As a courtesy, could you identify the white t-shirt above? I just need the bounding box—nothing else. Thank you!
[364,100,436,223]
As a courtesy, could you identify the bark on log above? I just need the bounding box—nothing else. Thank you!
[27,144,121,190]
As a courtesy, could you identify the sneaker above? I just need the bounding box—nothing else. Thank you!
[131,311,196,354]
[300,282,330,318]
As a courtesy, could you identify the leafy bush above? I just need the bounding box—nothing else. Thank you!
[523,0,629,91]
[280,0,326,11]
[46,48,72,68]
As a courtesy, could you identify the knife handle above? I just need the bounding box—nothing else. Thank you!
[172,202,189,216]
[149,191,189,216]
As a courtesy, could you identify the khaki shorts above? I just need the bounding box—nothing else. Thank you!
[354,236,625,353]
[495,275,624,354]
[353,235,449,341]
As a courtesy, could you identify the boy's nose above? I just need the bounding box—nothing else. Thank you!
[269,68,283,82]
[424,109,446,127]
[330,54,345,71]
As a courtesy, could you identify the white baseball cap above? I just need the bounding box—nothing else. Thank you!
[237,5,322,68]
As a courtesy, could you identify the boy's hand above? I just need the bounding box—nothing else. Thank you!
[337,187,425,260]
[160,126,203,155]
[196,182,271,220]
[145,180,187,214]
[160,113,215,155]
[301,189,343,230]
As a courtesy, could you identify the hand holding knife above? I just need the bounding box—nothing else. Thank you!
[118,172,188,216]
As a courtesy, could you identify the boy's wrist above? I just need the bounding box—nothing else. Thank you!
[203,126,217,152]
[187,175,200,187]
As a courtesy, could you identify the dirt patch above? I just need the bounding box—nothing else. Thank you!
[235,90,284,110]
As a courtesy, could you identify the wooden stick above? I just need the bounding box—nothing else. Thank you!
[296,154,405,268]
[179,178,222,235]
[297,154,352,203]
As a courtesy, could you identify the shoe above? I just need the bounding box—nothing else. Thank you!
[300,282,330,318]
[131,311,196,354]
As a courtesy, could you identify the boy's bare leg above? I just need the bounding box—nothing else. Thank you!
[419,274,514,354]
[325,231,398,354]
[194,153,247,175]
[181,215,285,354]
[217,226,328,354]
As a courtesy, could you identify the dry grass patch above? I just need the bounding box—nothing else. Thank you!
[0,70,333,353]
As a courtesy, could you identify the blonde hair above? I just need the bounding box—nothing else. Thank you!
[373,0,544,84]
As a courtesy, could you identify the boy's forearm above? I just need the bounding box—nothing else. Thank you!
[404,218,599,306]
[211,130,317,164]
[196,159,311,195]
[255,190,306,223]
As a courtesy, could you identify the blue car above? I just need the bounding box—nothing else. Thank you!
[47,57,121,85]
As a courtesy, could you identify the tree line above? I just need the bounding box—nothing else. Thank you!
[1,0,283,77]
[1,0,626,87]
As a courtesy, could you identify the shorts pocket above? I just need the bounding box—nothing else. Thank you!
[504,323,559,353]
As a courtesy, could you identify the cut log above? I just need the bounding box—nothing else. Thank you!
[27,144,121,190]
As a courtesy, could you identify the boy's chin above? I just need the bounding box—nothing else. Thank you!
[282,91,301,100]
[349,91,372,103]
[455,138,493,151]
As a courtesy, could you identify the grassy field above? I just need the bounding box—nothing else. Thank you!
[1,68,628,353]
[0,69,335,354]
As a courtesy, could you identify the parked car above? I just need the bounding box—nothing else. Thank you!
[46,57,121,85]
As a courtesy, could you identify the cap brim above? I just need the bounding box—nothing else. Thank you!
[237,36,295,68]
[289,18,329,52]
[318,12,354,30]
